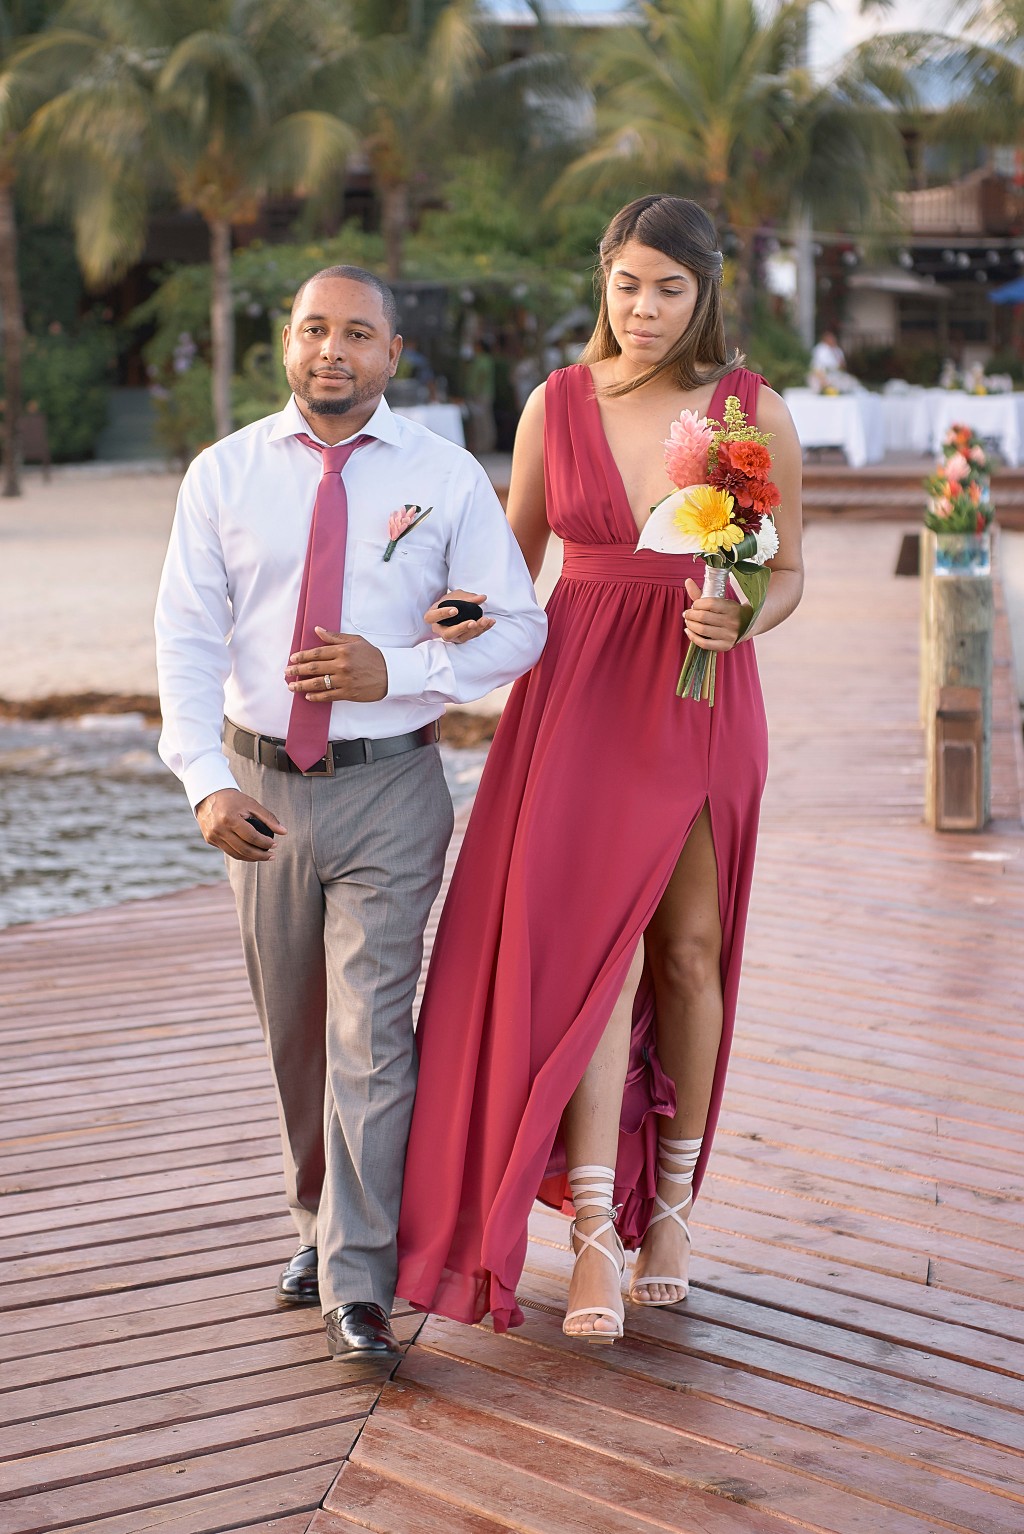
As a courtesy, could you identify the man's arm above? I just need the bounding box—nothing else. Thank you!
[154,452,239,805]
[155,455,287,861]
[377,457,547,705]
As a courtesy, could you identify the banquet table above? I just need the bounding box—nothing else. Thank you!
[879,389,932,455]
[782,389,886,468]
[390,402,466,448]
[923,390,1024,467]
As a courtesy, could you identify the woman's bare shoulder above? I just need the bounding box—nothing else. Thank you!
[757,383,797,426]
[754,384,796,431]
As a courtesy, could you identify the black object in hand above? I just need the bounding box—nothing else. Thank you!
[437,598,484,627]
[246,813,276,838]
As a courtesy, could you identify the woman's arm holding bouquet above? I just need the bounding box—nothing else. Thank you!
[683,388,803,652]
[745,387,804,637]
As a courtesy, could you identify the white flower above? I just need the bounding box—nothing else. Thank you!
[635,487,705,554]
[752,516,779,566]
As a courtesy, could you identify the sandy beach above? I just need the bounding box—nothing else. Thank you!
[2,462,1022,714]
[0,468,180,705]
[0,457,556,721]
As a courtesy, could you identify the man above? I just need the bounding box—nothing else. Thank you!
[809,329,846,379]
[155,265,546,1361]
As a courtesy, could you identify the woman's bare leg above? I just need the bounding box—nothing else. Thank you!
[631,803,723,1303]
[559,959,635,1336]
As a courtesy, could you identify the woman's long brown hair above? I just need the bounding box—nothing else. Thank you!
[579,194,742,398]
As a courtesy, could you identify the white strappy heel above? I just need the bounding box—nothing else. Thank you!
[629,1135,702,1306]
[562,1164,625,1343]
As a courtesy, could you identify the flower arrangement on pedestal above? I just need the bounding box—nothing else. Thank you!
[923,425,993,535]
[924,425,994,575]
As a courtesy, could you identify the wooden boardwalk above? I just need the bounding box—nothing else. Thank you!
[2,521,1023,1532]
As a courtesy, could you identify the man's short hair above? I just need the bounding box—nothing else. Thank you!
[290,266,400,336]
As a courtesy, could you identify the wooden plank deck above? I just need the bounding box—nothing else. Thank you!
[2,521,1023,1533]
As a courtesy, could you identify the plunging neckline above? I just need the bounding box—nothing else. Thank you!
[579,364,735,542]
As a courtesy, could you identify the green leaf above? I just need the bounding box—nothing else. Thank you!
[731,566,770,637]
[730,531,758,562]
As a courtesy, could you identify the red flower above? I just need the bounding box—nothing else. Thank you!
[721,439,772,479]
[750,480,781,514]
[709,463,755,507]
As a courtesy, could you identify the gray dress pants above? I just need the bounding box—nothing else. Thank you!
[225,740,453,1315]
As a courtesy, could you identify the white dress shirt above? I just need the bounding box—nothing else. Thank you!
[156,394,546,807]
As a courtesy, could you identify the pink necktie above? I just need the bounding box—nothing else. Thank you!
[285,432,369,770]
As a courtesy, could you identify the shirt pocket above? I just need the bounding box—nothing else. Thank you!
[348,536,438,641]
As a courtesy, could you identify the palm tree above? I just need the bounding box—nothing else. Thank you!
[913,1,1024,156]
[21,0,356,438]
[347,0,565,280]
[0,0,61,496]
[552,0,910,342]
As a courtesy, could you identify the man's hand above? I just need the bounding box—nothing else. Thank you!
[683,577,744,652]
[196,789,286,862]
[424,588,495,645]
[286,627,388,702]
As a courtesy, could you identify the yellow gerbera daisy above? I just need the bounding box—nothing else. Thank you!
[673,485,743,554]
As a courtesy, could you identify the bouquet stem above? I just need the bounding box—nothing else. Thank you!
[677,563,728,704]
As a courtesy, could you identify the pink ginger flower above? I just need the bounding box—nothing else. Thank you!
[944,451,970,482]
[388,506,420,541]
[664,409,713,488]
[383,502,432,561]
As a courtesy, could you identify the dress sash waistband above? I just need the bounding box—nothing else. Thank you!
[561,541,700,587]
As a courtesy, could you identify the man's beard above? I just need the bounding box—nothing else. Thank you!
[289,367,389,418]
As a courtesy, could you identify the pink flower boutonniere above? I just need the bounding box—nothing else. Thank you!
[383,504,433,561]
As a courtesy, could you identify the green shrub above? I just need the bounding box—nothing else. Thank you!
[842,344,945,387]
[744,304,809,391]
[984,348,1024,386]
[150,358,215,465]
[133,218,583,462]
[232,342,289,428]
[18,322,115,461]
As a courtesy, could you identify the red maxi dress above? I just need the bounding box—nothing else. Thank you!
[396,364,769,1332]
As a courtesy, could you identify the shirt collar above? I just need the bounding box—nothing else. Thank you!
[269,393,401,448]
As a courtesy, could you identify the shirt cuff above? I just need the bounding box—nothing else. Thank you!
[380,642,431,700]
[183,751,239,812]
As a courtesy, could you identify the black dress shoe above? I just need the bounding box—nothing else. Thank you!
[324,1301,400,1359]
[276,1245,320,1306]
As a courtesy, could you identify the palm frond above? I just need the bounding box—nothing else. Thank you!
[427,0,486,105]
[158,28,268,131]
[258,109,357,197]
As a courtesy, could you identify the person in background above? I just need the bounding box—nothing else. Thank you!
[810,330,846,376]
[464,336,497,455]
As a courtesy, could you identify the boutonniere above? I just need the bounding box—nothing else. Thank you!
[383,504,433,562]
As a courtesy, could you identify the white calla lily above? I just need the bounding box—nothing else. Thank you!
[635,486,705,554]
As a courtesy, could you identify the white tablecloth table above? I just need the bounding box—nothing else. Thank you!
[390,402,466,448]
[782,389,886,468]
[879,389,932,455]
[923,390,1024,467]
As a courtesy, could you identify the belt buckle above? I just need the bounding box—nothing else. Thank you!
[300,749,335,777]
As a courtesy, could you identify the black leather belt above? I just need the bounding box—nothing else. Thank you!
[224,719,440,776]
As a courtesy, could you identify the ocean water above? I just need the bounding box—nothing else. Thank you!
[0,715,487,929]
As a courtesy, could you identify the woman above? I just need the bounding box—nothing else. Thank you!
[398,194,803,1341]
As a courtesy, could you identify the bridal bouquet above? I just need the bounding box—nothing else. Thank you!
[638,396,781,704]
